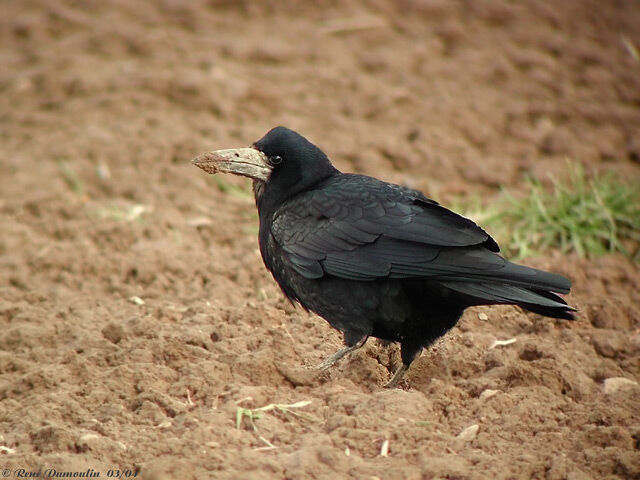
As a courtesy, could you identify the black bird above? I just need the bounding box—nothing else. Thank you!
[192,126,575,387]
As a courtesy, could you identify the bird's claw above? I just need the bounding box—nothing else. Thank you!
[316,345,357,370]
[384,364,408,388]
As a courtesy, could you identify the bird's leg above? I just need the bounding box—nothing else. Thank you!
[317,335,368,370]
[317,345,358,370]
[384,364,409,388]
[384,340,423,388]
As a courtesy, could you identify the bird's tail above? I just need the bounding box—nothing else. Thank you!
[441,260,576,320]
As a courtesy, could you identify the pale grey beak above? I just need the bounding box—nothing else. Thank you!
[191,147,271,182]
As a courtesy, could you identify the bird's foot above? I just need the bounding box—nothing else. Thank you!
[317,338,367,371]
[317,345,358,370]
[384,364,408,388]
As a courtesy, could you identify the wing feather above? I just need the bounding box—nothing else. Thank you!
[271,174,499,282]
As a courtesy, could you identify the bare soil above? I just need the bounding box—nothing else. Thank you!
[1,1,639,479]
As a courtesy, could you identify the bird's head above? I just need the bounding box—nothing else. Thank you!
[192,126,339,203]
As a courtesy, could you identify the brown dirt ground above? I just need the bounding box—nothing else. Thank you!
[1,1,639,479]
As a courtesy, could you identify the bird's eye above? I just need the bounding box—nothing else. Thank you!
[270,155,283,165]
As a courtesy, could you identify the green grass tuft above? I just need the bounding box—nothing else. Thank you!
[57,160,85,195]
[459,163,640,260]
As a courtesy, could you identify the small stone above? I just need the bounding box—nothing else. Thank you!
[478,313,488,321]
[457,424,479,441]
[603,377,639,394]
[76,433,102,452]
[129,296,145,305]
[479,389,499,400]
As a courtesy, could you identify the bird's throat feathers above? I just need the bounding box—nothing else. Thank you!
[252,179,265,205]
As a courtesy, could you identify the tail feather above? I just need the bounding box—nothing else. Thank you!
[442,281,576,320]
[428,250,572,294]
[489,260,572,294]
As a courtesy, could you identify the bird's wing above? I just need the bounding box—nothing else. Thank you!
[270,174,501,281]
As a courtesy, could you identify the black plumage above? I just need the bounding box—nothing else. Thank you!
[193,126,575,386]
